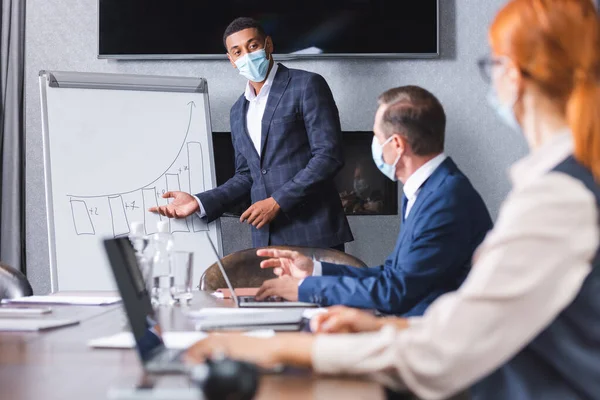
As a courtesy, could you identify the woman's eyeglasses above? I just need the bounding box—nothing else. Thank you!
[477,56,531,84]
[477,56,505,84]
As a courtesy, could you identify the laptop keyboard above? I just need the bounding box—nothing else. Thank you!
[239,295,285,303]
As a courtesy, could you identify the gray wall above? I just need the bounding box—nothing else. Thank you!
[25,0,526,294]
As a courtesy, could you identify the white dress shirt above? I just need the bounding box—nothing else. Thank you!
[402,153,447,218]
[311,132,600,399]
[194,63,279,217]
[308,153,448,278]
[245,63,278,157]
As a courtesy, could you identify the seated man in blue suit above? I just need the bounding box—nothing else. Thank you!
[149,17,353,251]
[255,86,493,316]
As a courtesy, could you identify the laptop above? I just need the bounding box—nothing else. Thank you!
[103,237,188,373]
[205,233,318,309]
[103,237,307,370]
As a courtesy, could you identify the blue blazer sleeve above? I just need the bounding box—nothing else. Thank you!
[320,261,383,278]
[299,186,475,315]
[196,132,253,223]
[271,74,344,212]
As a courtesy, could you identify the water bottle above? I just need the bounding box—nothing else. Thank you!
[151,221,175,306]
[128,221,153,295]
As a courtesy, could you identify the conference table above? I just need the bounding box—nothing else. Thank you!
[0,291,389,400]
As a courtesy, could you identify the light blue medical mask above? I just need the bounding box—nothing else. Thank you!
[371,136,401,182]
[234,46,270,82]
[487,88,520,131]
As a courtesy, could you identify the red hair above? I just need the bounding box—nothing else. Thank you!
[491,0,600,180]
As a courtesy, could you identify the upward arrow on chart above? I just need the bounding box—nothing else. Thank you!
[66,102,197,198]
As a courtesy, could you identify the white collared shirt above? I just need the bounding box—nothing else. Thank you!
[193,63,279,217]
[402,153,448,219]
[244,62,279,156]
[312,132,600,399]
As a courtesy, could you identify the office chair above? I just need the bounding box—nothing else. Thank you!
[199,245,368,291]
[0,263,33,300]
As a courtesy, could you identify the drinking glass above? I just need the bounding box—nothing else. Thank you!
[170,251,194,303]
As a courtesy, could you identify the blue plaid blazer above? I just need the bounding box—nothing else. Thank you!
[197,64,353,248]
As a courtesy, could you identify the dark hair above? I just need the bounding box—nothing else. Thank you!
[223,17,266,49]
[377,86,446,156]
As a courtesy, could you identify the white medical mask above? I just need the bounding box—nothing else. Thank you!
[234,45,270,82]
[486,59,521,132]
[371,136,401,182]
[487,88,520,131]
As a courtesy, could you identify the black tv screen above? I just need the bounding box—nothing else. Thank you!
[99,0,439,59]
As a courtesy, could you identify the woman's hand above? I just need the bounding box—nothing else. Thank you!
[185,333,315,369]
[311,306,408,334]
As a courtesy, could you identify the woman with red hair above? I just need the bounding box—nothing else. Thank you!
[186,1,600,398]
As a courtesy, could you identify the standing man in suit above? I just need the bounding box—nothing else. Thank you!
[255,86,493,316]
[150,17,353,250]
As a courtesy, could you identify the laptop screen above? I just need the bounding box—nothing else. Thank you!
[204,232,239,306]
[103,237,165,362]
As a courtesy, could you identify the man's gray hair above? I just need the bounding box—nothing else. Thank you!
[377,86,446,156]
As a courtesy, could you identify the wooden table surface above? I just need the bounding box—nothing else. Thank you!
[0,291,386,400]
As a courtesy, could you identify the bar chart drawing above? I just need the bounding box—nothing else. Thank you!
[142,187,162,235]
[165,173,191,233]
[65,101,208,237]
[188,142,205,194]
[192,214,208,232]
[108,195,130,238]
[70,199,95,235]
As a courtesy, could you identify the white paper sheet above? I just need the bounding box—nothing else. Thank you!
[0,307,52,316]
[186,307,327,320]
[88,329,275,349]
[0,318,79,331]
[1,295,122,306]
[185,308,281,319]
[301,308,328,319]
[88,331,207,349]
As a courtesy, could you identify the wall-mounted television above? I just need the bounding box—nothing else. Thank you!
[98,0,439,59]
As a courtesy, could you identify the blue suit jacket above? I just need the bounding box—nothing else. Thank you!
[299,158,493,316]
[197,64,353,247]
